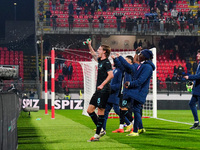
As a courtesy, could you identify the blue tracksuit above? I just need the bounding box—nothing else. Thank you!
[103,67,130,130]
[114,57,139,98]
[188,62,200,122]
[118,56,155,132]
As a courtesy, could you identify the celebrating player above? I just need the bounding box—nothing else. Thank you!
[111,55,138,133]
[86,39,114,142]
[183,49,200,129]
[117,49,155,136]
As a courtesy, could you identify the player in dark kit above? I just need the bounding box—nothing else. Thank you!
[86,39,114,142]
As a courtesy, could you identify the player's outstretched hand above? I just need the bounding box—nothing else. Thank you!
[87,39,92,45]
[111,55,115,59]
[116,53,120,57]
[124,81,130,88]
[183,76,189,80]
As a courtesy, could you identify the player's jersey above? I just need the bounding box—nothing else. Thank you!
[96,58,112,93]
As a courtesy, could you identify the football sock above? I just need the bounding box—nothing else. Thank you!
[96,115,105,135]
[120,109,125,125]
[89,112,98,126]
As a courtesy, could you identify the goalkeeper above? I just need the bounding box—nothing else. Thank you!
[183,49,200,129]
[86,39,114,142]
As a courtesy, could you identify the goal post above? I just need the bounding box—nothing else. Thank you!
[81,48,157,118]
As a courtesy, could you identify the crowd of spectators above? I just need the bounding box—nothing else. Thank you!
[37,0,200,33]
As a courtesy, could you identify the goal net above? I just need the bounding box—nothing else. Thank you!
[81,48,157,118]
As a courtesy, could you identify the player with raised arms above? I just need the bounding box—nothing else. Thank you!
[116,49,155,136]
[86,39,114,142]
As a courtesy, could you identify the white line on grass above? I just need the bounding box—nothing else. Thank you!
[155,118,193,125]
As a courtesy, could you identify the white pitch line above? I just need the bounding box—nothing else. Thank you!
[155,118,193,125]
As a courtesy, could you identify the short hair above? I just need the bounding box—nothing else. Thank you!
[101,44,111,58]
[197,49,200,53]
[126,55,134,64]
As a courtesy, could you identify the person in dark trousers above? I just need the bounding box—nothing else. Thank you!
[68,1,74,15]
[62,64,68,77]
[52,15,58,31]
[111,55,137,133]
[117,49,155,136]
[68,15,74,31]
[165,74,171,91]
[102,63,131,134]
[86,39,113,142]
[67,63,73,80]
[114,13,124,32]
[184,49,200,129]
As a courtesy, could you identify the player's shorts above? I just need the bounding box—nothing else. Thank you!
[89,91,110,109]
[119,95,131,108]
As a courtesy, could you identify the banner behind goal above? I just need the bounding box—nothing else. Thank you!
[81,48,157,118]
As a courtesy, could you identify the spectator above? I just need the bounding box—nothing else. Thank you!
[157,77,162,91]
[62,63,68,77]
[114,13,124,32]
[51,15,58,31]
[174,65,178,74]
[171,7,178,20]
[133,41,138,50]
[60,0,65,12]
[29,90,35,99]
[31,69,36,80]
[186,60,192,73]
[63,85,70,96]
[98,14,105,32]
[137,16,143,33]
[125,16,132,32]
[171,73,178,91]
[90,3,95,16]
[149,0,155,11]
[45,9,52,26]
[39,0,44,12]
[143,16,149,33]
[68,15,74,31]
[68,63,73,80]
[88,15,94,31]
[188,16,194,33]
[159,16,165,32]
[76,5,82,17]
[84,2,89,15]
[165,74,171,91]
[177,64,184,75]
[138,40,142,47]
[52,0,57,11]
[57,53,65,69]
[132,16,138,32]
[109,0,115,12]
[143,39,148,49]
[38,12,44,29]
[193,62,198,74]
[68,1,74,15]
[177,74,182,91]
[178,15,186,32]
[193,15,199,33]
[58,73,64,89]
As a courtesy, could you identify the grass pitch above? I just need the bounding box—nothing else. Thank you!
[17,110,200,150]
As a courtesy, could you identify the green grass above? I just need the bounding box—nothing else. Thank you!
[17,110,200,150]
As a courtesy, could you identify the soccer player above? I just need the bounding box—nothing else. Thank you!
[117,49,155,136]
[111,55,138,133]
[86,39,114,142]
[183,49,200,129]
[102,62,131,134]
